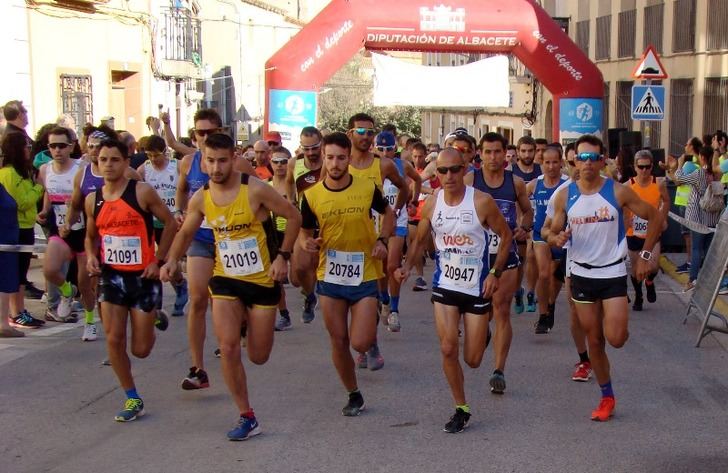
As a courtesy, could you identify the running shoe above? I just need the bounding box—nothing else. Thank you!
[380,303,390,326]
[45,307,75,323]
[227,414,261,441]
[0,326,25,337]
[546,313,554,330]
[632,296,643,311]
[57,285,78,320]
[526,291,536,312]
[355,352,367,369]
[571,361,592,382]
[645,280,657,303]
[274,312,292,331]
[115,398,144,422]
[443,408,471,433]
[387,311,401,332]
[301,293,317,323]
[181,367,210,390]
[367,343,384,371]
[155,310,169,331]
[82,323,97,341]
[18,309,46,325]
[590,396,616,422]
[172,280,189,317]
[413,277,428,292]
[675,262,690,274]
[24,282,45,300]
[534,315,550,334]
[9,312,43,328]
[489,372,506,394]
[342,391,365,416]
[513,287,524,314]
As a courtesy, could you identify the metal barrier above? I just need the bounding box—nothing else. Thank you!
[683,212,728,346]
[0,244,47,253]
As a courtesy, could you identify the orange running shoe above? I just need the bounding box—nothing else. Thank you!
[572,361,592,382]
[591,396,616,421]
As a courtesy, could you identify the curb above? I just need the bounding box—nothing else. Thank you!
[659,254,728,316]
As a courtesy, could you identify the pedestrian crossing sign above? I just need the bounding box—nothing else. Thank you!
[631,85,665,121]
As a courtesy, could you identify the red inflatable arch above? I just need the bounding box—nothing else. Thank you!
[265,0,604,144]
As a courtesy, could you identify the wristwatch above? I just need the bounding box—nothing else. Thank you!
[278,250,292,261]
[639,250,652,261]
[489,267,502,278]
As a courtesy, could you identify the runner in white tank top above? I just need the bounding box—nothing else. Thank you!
[395,147,513,434]
[548,135,661,423]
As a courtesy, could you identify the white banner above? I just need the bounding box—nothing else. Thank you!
[372,53,510,108]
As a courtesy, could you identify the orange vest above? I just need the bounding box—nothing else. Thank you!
[626,177,660,238]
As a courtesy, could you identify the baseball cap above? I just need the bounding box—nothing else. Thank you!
[375,131,396,148]
[264,131,282,144]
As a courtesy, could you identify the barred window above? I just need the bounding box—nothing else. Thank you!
[672,0,696,52]
[618,9,636,58]
[616,81,634,129]
[669,79,694,156]
[576,20,590,57]
[60,74,93,133]
[643,3,664,53]
[604,82,611,131]
[707,0,728,50]
[703,78,728,133]
[596,15,612,60]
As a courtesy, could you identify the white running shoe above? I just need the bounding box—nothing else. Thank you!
[82,323,97,342]
[58,285,78,319]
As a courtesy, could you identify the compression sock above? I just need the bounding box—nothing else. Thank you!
[599,381,614,398]
[646,271,657,283]
[59,281,73,298]
[125,388,140,400]
[579,351,590,363]
[379,291,390,305]
[456,404,471,414]
[630,276,642,297]
[390,296,400,312]
[84,310,94,325]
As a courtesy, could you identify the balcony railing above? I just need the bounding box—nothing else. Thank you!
[161,7,202,65]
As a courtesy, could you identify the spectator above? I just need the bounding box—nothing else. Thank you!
[253,140,273,180]
[0,133,45,327]
[668,145,723,289]
[0,177,23,337]
[2,100,31,143]
[31,123,58,170]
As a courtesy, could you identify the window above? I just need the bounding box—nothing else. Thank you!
[161,7,202,63]
[669,79,693,156]
[497,127,514,145]
[618,9,636,58]
[703,78,728,133]
[604,82,611,131]
[643,3,664,53]
[596,15,611,60]
[707,0,728,50]
[576,20,590,57]
[672,0,696,52]
[616,81,634,129]
[60,74,93,132]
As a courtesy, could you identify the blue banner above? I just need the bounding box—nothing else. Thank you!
[268,89,317,150]
[559,98,603,143]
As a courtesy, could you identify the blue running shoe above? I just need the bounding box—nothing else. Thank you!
[513,287,524,314]
[115,398,144,422]
[172,280,189,317]
[526,291,536,312]
[302,293,317,323]
[227,414,261,441]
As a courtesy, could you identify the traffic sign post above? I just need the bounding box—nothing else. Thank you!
[632,45,668,148]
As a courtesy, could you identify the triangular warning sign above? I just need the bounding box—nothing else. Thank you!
[632,45,668,79]
[634,87,663,115]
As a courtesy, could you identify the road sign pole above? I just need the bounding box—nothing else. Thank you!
[643,78,652,148]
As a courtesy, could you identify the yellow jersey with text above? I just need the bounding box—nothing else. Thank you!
[349,156,383,190]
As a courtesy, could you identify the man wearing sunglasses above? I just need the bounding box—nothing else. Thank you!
[468,132,533,395]
[286,126,324,324]
[269,146,293,331]
[174,108,223,391]
[346,113,407,371]
[548,134,661,422]
[396,147,512,433]
[375,131,422,332]
[625,150,669,311]
[299,131,394,416]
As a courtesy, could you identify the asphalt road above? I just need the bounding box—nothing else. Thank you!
[2,262,728,473]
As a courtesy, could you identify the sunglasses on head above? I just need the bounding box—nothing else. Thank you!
[300,142,321,151]
[377,145,396,152]
[195,128,219,137]
[350,127,376,136]
[636,164,652,170]
[271,158,288,164]
[48,143,70,150]
[575,152,603,162]
[436,164,465,175]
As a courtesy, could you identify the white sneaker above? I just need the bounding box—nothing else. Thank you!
[58,285,77,319]
[82,323,97,342]
[387,311,401,332]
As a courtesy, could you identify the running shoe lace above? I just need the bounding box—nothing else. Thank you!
[125,398,142,410]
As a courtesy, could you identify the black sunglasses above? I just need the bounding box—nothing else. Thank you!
[48,143,70,150]
[436,164,465,174]
[636,164,652,170]
[195,128,219,137]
